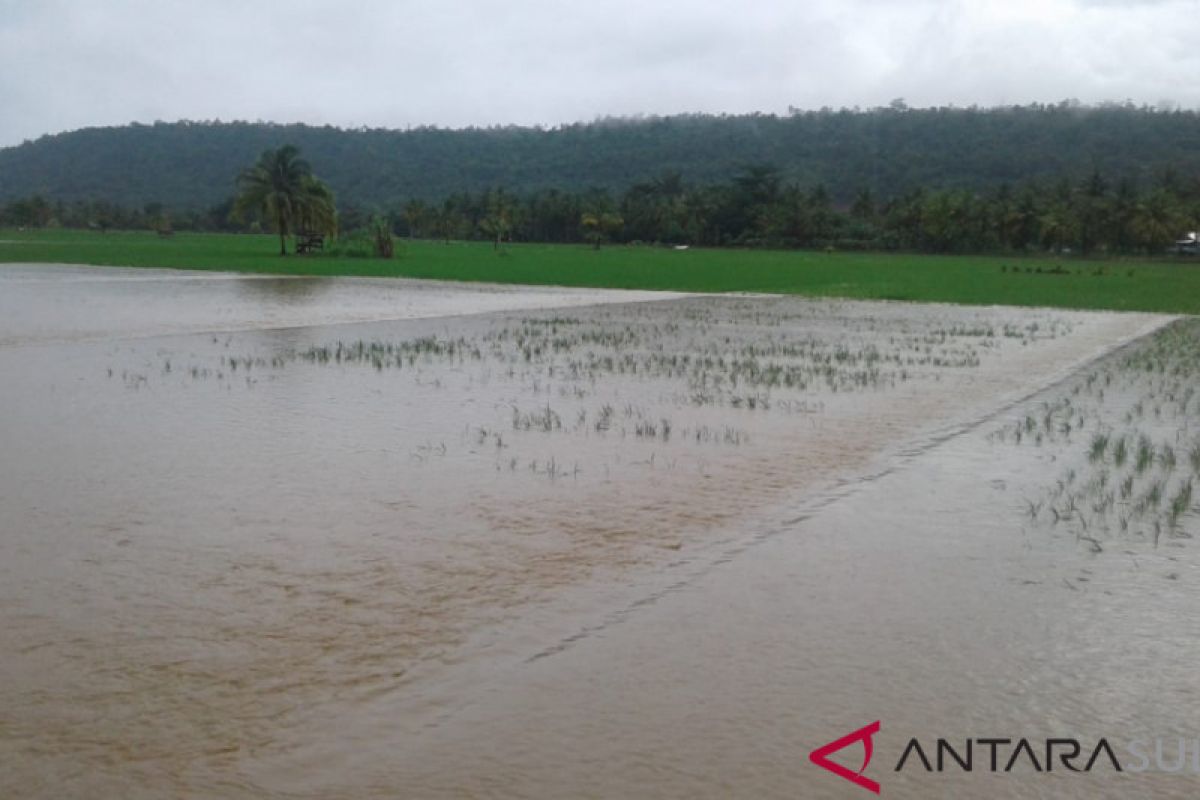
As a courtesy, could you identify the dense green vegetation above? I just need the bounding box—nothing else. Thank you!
[2,229,1197,314]
[2,102,1199,211]
[5,163,1197,256]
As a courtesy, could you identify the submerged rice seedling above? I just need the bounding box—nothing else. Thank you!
[1139,479,1165,514]
[512,404,562,432]
[1168,480,1193,527]
[1113,436,1128,467]
[1120,473,1135,501]
[1134,435,1154,474]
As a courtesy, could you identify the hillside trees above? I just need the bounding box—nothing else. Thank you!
[6,104,1200,210]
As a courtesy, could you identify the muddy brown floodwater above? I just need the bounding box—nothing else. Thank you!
[1,264,1197,799]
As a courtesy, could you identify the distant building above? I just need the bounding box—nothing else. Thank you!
[1174,232,1199,255]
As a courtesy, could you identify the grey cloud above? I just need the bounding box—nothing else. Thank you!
[0,0,1197,147]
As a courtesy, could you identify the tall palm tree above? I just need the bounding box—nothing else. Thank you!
[403,199,428,239]
[1133,189,1184,253]
[296,175,338,240]
[235,145,335,255]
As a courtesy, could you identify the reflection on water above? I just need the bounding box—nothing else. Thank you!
[0,264,1193,799]
[234,273,334,304]
[0,263,684,346]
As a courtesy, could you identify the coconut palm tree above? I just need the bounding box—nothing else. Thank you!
[296,175,338,240]
[403,199,429,239]
[235,145,335,255]
[1133,188,1184,253]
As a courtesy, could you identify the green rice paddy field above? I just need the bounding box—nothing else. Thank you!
[2,228,1198,313]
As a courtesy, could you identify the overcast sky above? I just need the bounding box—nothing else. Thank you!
[1,0,1197,147]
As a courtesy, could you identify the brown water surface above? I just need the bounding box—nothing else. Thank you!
[1,264,1194,799]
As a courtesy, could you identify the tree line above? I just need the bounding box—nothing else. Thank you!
[5,163,1197,256]
[3,102,1200,210]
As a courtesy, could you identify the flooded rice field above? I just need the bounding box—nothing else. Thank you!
[1,265,1197,798]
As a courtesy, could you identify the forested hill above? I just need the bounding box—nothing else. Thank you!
[2,103,1199,210]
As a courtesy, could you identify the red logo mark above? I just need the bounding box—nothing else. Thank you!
[809,720,882,794]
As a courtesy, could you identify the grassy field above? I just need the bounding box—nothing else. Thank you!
[2,228,1198,313]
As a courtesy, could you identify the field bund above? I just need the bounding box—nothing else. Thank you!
[1,264,1196,799]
